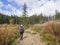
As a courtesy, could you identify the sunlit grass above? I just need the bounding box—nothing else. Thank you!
[31,21,60,45]
[0,24,20,45]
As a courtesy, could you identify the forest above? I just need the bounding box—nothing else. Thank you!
[0,10,60,24]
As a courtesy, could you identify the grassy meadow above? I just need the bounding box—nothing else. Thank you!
[31,21,60,45]
[0,21,60,45]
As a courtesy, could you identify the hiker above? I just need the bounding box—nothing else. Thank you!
[19,25,24,40]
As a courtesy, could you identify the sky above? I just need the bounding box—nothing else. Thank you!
[0,0,60,16]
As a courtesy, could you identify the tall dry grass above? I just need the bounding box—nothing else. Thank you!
[32,21,60,45]
[0,24,19,45]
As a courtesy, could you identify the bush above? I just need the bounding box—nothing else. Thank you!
[31,21,60,45]
[0,25,19,45]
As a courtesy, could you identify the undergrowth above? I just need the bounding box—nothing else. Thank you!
[31,21,60,45]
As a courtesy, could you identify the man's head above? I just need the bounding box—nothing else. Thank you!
[20,24,23,27]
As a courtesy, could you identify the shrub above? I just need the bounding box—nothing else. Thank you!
[32,21,60,45]
[0,25,19,45]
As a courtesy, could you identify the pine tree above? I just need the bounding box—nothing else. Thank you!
[22,3,27,17]
[55,10,60,20]
[22,3,28,25]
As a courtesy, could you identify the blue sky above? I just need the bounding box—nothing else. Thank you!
[0,0,60,16]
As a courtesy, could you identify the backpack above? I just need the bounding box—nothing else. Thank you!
[19,26,24,33]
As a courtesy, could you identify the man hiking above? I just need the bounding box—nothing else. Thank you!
[19,25,24,40]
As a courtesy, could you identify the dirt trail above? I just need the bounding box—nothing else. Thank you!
[15,29,46,45]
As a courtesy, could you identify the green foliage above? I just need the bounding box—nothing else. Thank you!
[22,3,27,17]
[55,10,60,20]
[0,13,10,24]
[21,3,30,26]
[9,19,14,24]
[0,10,60,25]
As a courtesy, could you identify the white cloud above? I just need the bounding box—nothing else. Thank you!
[0,1,4,8]
[28,0,60,16]
[0,9,11,15]
[0,3,22,16]
[13,10,22,16]
[0,1,3,5]
[5,4,12,8]
[0,0,60,16]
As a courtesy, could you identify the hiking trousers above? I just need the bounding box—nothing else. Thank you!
[20,32,24,40]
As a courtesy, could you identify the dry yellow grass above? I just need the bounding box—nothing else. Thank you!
[0,24,19,45]
[32,21,60,45]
